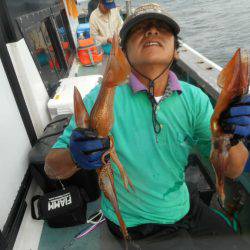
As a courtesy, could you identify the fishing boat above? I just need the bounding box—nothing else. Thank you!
[0,0,249,249]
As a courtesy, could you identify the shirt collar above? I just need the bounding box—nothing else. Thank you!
[96,6,110,18]
[129,71,182,95]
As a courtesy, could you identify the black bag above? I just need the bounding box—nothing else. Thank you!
[29,114,72,192]
[28,114,100,201]
[31,186,89,228]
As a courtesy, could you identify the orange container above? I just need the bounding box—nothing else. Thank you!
[78,37,94,47]
[77,38,103,66]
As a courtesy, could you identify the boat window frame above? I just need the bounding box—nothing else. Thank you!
[20,19,63,96]
[50,3,76,68]
[16,6,73,97]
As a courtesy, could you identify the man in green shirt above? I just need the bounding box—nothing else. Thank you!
[45,3,250,249]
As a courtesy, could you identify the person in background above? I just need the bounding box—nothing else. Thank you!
[45,3,250,249]
[89,0,123,54]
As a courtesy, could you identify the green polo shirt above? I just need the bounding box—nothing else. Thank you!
[53,80,213,227]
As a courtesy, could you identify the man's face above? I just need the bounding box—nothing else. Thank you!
[99,2,110,14]
[126,19,176,67]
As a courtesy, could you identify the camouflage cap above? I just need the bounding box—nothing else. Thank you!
[120,3,180,48]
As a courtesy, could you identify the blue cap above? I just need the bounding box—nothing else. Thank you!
[102,0,116,9]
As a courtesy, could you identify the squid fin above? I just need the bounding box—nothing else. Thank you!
[217,48,249,96]
[240,50,249,95]
[73,86,90,129]
[217,49,240,89]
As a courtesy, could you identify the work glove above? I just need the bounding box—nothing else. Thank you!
[69,128,110,170]
[220,95,250,141]
[220,95,250,172]
[244,157,250,172]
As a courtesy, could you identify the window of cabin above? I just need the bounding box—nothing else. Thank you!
[17,7,75,97]
[53,13,74,66]
[25,22,61,95]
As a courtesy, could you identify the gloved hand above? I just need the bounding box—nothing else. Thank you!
[220,95,250,140]
[69,128,110,170]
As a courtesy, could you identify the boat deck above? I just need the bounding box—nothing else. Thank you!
[38,200,122,250]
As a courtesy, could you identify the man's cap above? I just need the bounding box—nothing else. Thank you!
[101,0,116,9]
[120,3,180,48]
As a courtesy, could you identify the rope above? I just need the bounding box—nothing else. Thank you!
[125,50,175,135]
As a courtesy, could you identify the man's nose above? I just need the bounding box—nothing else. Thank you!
[145,26,159,37]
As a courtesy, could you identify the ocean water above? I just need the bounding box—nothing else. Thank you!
[117,0,250,67]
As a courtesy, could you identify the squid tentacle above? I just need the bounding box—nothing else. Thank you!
[109,136,135,192]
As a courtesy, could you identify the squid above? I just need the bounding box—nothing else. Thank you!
[210,48,249,204]
[73,35,134,246]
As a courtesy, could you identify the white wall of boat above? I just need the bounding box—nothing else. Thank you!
[0,58,31,231]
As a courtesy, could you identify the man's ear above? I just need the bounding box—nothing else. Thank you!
[174,50,180,60]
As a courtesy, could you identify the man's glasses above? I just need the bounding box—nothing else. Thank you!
[130,20,172,36]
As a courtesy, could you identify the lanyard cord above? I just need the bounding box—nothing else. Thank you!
[148,81,161,134]
[125,51,175,134]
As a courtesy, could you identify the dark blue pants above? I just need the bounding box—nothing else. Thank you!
[106,186,249,250]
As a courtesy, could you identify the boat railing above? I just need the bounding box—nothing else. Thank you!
[177,41,221,102]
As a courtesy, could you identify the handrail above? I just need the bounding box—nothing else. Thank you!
[177,41,222,100]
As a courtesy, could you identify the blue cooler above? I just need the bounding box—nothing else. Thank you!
[77,23,90,40]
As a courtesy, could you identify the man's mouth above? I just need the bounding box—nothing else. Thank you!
[143,41,161,47]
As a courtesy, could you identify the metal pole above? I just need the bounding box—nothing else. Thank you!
[125,0,132,16]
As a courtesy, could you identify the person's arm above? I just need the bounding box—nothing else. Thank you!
[45,127,110,180]
[89,14,108,45]
[44,82,112,181]
[45,148,79,180]
[44,115,78,179]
